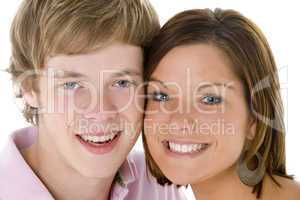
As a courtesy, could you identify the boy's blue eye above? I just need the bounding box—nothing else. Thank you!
[152,92,169,102]
[63,82,81,90]
[201,95,222,105]
[112,80,133,88]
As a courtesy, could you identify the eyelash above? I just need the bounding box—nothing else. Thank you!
[200,94,222,105]
[149,91,170,102]
[61,79,135,89]
[62,81,82,90]
[112,79,136,88]
[149,91,222,105]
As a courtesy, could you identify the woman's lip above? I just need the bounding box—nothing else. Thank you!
[161,139,212,158]
[161,139,211,145]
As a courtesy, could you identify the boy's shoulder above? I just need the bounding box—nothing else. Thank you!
[127,150,146,171]
[0,127,53,200]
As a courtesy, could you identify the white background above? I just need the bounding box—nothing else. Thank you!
[0,1,299,199]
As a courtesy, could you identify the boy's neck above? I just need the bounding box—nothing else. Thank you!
[21,128,115,200]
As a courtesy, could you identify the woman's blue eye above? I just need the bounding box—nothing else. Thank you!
[201,95,222,105]
[63,82,81,90]
[152,92,169,102]
[113,80,133,88]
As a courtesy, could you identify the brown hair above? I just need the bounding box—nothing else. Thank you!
[8,0,160,125]
[143,8,292,199]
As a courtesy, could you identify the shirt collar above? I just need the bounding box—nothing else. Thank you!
[108,144,138,199]
[0,127,54,200]
[119,153,136,185]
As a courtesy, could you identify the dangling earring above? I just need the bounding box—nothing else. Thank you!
[237,150,266,186]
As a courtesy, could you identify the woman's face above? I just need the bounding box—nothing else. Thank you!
[144,44,255,185]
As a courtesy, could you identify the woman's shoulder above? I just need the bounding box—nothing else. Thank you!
[266,175,300,200]
[276,176,300,199]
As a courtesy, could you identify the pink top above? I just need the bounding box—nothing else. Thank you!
[0,127,186,200]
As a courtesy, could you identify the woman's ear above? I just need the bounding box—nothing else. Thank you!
[247,116,256,140]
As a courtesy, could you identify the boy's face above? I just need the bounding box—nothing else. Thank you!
[32,42,144,178]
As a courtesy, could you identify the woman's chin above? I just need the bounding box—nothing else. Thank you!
[163,169,216,186]
[164,172,200,186]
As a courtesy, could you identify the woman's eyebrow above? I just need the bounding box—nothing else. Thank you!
[148,77,168,88]
[148,78,235,90]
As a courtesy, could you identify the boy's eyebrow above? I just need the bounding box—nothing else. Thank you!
[111,69,142,77]
[51,69,142,79]
[52,70,86,79]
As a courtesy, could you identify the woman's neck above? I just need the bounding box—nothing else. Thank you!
[21,130,115,200]
[191,164,257,200]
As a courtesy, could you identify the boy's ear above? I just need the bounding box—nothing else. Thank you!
[22,87,39,108]
[247,116,257,140]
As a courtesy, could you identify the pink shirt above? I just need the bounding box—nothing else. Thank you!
[0,127,186,200]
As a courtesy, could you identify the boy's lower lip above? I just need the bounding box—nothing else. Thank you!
[75,131,121,155]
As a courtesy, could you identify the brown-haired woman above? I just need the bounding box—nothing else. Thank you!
[143,8,300,200]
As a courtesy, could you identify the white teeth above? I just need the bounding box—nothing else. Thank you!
[79,132,118,143]
[192,144,198,151]
[168,142,207,153]
[175,144,180,152]
[170,142,175,150]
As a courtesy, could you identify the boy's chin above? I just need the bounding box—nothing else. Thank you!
[77,165,121,179]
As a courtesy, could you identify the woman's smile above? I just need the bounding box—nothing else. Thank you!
[162,138,212,158]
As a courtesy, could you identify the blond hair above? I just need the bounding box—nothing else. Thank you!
[8,0,160,125]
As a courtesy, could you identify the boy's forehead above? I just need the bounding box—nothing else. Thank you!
[46,42,142,61]
[44,43,143,77]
